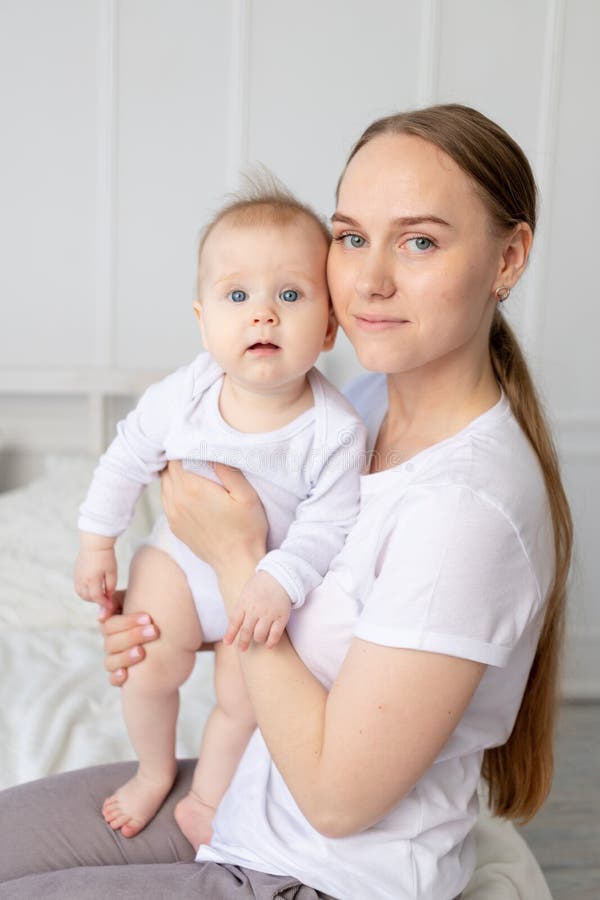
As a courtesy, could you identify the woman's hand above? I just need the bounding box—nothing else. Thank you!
[161,461,268,607]
[98,594,160,686]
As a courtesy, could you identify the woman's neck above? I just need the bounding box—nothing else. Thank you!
[371,360,500,473]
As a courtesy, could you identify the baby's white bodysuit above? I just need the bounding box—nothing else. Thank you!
[78,353,366,639]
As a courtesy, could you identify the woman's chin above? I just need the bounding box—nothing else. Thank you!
[355,348,399,374]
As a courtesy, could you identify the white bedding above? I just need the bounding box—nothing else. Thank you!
[0,453,551,899]
[0,454,214,789]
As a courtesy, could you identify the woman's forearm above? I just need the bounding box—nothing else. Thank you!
[221,560,411,839]
[218,563,333,832]
[242,638,333,828]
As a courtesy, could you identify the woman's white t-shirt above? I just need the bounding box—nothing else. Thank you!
[196,374,555,900]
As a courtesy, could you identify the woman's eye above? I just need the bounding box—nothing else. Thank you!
[341,234,365,248]
[407,236,434,252]
[280,289,299,302]
[229,289,247,302]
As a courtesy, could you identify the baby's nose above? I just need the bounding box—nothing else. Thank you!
[252,307,278,325]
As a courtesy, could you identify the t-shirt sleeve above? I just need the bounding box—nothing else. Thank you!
[354,484,543,667]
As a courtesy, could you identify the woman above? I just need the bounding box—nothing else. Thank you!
[0,105,571,900]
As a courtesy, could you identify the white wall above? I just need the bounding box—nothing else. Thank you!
[0,0,598,696]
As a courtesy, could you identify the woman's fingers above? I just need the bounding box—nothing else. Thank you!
[98,608,159,685]
[211,462,257,499]
[104,643,146,673]
[100,611,154,636]
[161,459,268,582]
[108,667,128,687]
[162,459,221,505]
[103,621,158,655]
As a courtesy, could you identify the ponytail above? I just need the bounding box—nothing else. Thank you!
[484,312,573,821]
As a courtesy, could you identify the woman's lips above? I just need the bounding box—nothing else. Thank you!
[354,315,408,332]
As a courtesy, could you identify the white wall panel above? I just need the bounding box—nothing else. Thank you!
[115,0,233,370]
[540,0,600,411]
[538,1,600,696]
[436,0,549,154]
[0,0,100,366]
[246,0,422,214]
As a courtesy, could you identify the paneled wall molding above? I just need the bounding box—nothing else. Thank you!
[417,0,440,106]
[0,368,167,396]
[227,0,251,188]
[95,0,118,368]
[0,368,167,455]
[522,0,566,351]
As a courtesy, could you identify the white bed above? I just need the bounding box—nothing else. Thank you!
[0,446,552,899]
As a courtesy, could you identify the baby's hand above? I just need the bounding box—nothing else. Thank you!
[74,532,118,614]
[224,571,292,652]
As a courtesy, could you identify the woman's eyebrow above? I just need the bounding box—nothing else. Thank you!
[330,213,360,226]
[331,212,452,228]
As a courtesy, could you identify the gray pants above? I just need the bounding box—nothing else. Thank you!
[0,760,338,899]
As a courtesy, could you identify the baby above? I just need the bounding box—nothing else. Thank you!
[74,182,366,850]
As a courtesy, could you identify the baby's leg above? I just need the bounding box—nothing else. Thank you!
[174,641,256,850]
[102,545,203,838]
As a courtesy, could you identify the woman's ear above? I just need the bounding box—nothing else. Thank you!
[494,222,533,292]
[322,305,338,352]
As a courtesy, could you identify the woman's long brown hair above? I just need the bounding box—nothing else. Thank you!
[342,104,573,822]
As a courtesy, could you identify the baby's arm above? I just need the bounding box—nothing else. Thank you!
[225,413,366,650]
[75,365,196,612]
[256,415,367,609]
[224,570,291,651]
[74,531,118,614]
[75,368,190,613]
[78,364,194,537]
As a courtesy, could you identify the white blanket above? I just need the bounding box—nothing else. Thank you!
[0,454,551,899]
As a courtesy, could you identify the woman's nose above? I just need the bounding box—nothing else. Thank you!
[355,252,396,300]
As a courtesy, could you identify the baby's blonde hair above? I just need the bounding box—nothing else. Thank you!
[197,169,331,275]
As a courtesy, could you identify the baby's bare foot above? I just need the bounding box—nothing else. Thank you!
[174,790,216,851]
[102,767,176,838]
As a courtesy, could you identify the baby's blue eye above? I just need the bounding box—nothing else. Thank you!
[341,234,365,248]
[281,289,299,302]
[229,290,247,302]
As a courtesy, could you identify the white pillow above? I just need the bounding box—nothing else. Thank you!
[0,453,155,630]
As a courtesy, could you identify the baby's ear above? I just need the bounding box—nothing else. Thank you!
[322,304,338,352]
[192,301,207,344]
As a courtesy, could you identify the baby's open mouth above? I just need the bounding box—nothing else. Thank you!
[247,342,280,351]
